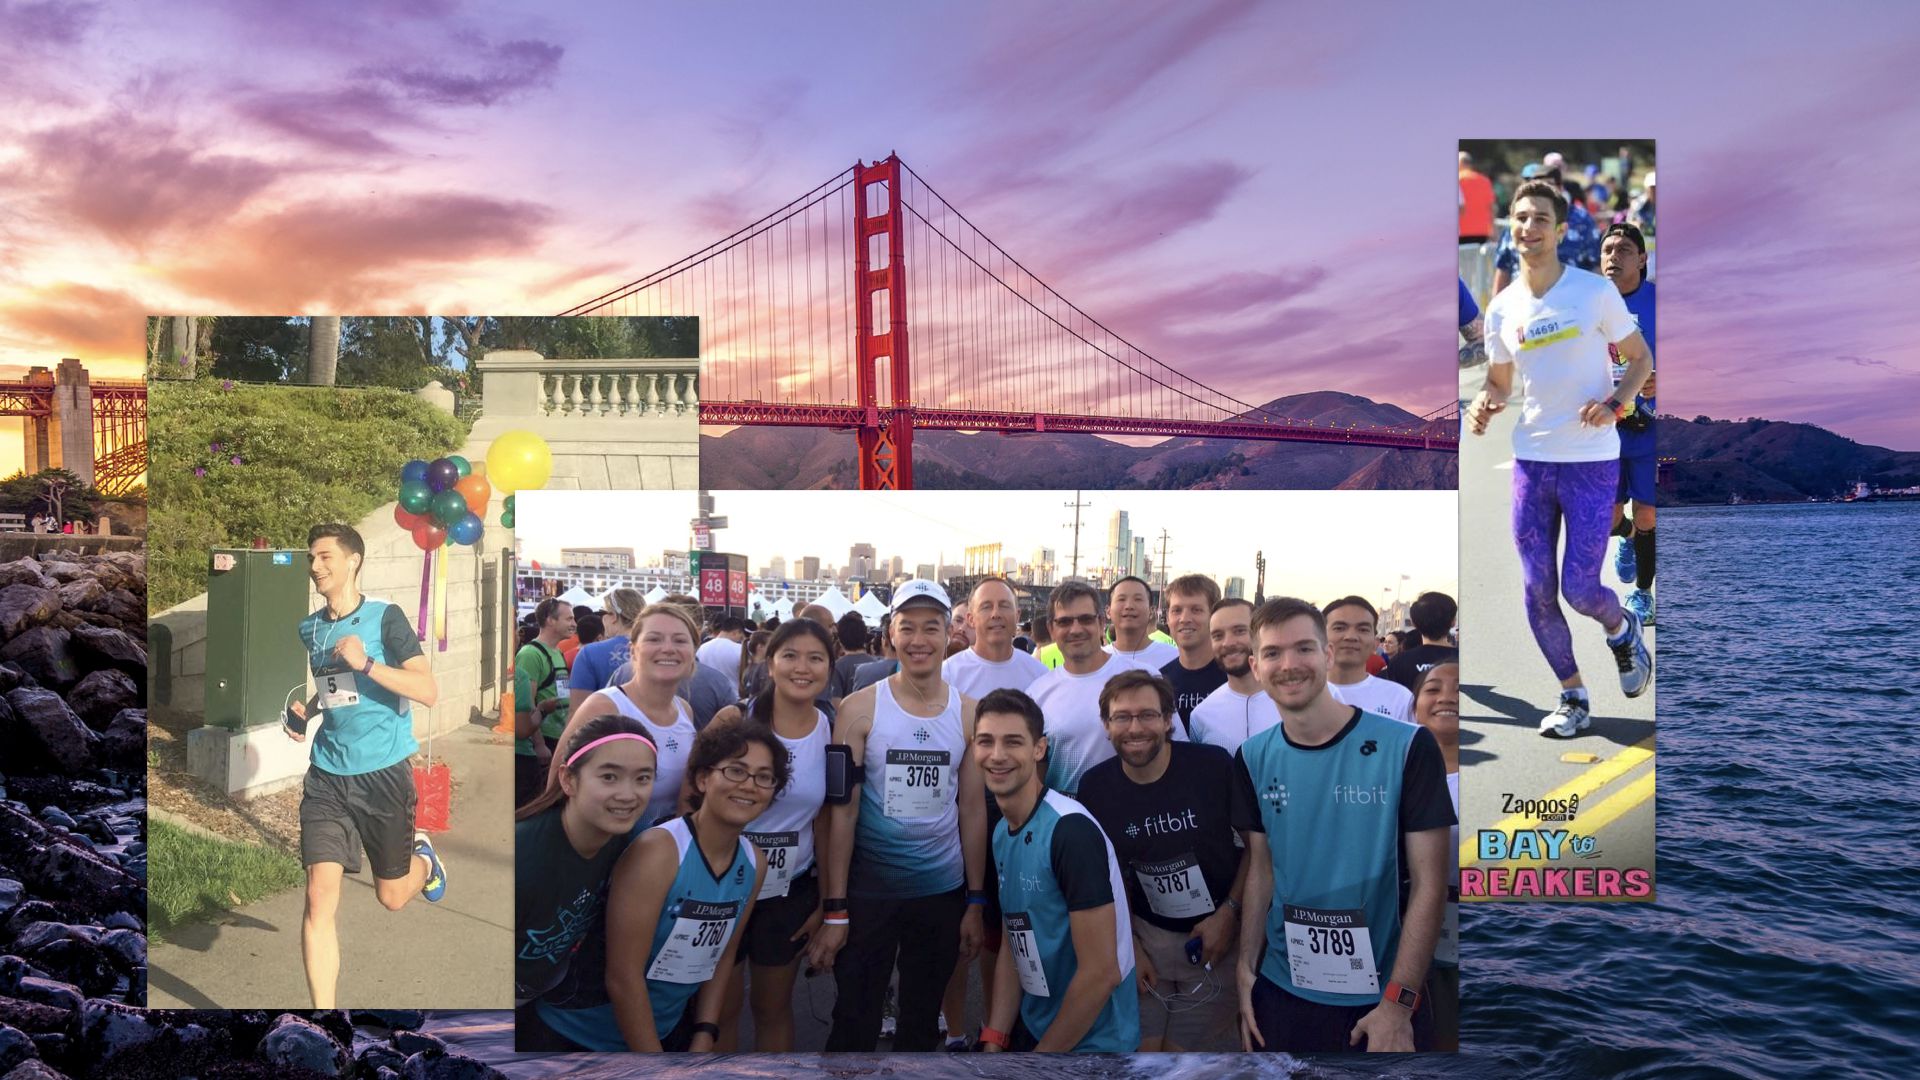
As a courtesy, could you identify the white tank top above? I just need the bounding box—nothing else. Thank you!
[742,707,831,898]
[592,688,699,828]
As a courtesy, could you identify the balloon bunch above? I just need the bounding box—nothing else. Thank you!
[395,456,490,550]
[484,430,552,528]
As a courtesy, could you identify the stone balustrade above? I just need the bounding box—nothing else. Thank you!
[476,350,699,421]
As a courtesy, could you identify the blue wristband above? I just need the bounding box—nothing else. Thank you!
[966,891,989,906]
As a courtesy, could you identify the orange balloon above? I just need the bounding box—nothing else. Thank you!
[455,474,492,515]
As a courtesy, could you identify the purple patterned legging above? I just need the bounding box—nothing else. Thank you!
[1512,458,1626,681]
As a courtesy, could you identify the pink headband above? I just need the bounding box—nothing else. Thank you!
[566,731,658,767]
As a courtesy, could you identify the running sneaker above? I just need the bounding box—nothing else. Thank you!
[415,831,448,903]
[943,1036,971,1052]
[1625,588,1655,627]
[1538,693,1592,738]
[1613,535,1637,583]
[1608,609,1654,698]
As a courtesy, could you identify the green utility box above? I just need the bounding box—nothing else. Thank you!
[205,548,311,730]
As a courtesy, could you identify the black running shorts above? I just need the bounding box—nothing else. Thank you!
[739,869,821,968]
[300,758,418,880]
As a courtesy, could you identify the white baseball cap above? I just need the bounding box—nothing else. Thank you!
[890,579,951,614]
[1644,171,1656,187]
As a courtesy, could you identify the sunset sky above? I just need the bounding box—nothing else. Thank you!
[2,1,1917,449]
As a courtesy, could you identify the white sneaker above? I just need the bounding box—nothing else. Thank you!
[1608,609,1654,698]
[1538,693,1592,738]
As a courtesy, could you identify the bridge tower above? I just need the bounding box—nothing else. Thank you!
[21,360,96,487]
[853,155,913,489]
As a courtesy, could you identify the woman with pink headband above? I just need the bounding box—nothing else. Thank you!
[557,603,703,830]
[514,714,658,1050]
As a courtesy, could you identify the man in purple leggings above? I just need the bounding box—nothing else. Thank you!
[1467,178,1654,738]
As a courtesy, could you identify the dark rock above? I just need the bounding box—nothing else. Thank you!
[401,1050,510,1080]
[50,581,102,616]
[0,667,29,695]
[0,588,59,642]
[18,940,114,998]
[164,1010,272,1057]
[0,1024,32,1073]
[21,1036,58,1063]
[95,589,146,628]
[391,1030,445,1056]
[306,1010,354,1048]
[94,711,147,773]
[100,914,139,933]
[198,1062,335,1080]
[75,1000,221,1076]
[2,905,60,939]
[0,1059,68,1080]
[0,884,20,920]
[377,1068,403,1080]
[0,963,77,1017]
[0,564,46,592]
[34,809,73,831]
[350,1009,427,1031]
[353,1040,406,1074]
[64,626,146,680]
[99,931,144,974]
[256,1015,346,1077]
[0,998,65,1037]
[65,672,140,733]
[8,925,96,957]
[0,636,77,698]
[1,691,92,776]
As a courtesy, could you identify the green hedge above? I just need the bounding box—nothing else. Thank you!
[149,380,468,610]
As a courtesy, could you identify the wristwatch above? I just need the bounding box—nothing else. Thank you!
[1383,981,1421,1013]
[360,656,376,676]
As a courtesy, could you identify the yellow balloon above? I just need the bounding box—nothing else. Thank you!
[485,430,552,495]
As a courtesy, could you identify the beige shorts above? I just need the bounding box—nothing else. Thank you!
[1133,918,1240,1051]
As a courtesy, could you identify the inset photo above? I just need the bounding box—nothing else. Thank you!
[1457,141,1657,902]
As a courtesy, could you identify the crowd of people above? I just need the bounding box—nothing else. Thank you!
[513,574,1464,1054]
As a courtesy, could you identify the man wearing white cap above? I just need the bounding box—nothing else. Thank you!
[811,580,989,1051]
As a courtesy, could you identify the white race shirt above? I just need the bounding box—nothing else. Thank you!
[1485,266,1638,462]
[1328,675,1415,725]
[942,647,1049,700]
[1187,683,1280,757]
[695,637,743,686]
[1104,639,1179,670]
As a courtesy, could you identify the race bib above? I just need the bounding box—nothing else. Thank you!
[1436,886,1459,967]
[1132,853,1216,920]
[645,898,741,984]
[1004,911,1050,997]
[553,673,571,696]
[883,748,953,819]
[317,671,361,710]
[1282,904,1378,995]
[747,831,799,900]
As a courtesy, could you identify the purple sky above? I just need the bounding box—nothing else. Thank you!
[2,1,1917,447]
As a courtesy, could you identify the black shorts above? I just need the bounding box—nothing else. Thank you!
[1249,975,1436,1053]
[300,758,418,879]
[739,869,820,968]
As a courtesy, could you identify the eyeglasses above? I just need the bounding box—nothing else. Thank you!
[715,762,779,789]
[1053,613,1101,628]
[1106,710,1165,727]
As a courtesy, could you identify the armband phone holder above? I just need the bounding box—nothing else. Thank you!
[825,744,865,803]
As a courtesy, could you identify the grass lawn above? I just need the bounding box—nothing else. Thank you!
[148,818,306,943]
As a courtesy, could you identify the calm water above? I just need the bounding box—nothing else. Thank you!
[429,504,1920,1079]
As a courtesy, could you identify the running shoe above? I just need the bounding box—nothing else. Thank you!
[943,1036,971,1052]
[1613,535,1636,583]
[415,831,448,903]
[1625,588,1655,627]
[1608,609,1654,698]
[1538,693,1592,738]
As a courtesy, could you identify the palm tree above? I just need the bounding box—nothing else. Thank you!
[308,315,341,385]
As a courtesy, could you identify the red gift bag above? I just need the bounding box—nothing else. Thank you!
[414,737,452,833]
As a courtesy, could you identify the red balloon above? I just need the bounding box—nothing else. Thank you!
[454,473,492,516]
[412,520,447,551]
[394,505,425,530]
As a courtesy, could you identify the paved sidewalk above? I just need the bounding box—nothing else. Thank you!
[147,723,514,1009]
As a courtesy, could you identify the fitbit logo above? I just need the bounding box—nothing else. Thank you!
[1132,809,1200,837]
[914,727,931,744]
[1261,781,1288,811]
[1332,784,1390,805]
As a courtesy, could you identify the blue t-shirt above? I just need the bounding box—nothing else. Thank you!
[571,635,629,692]
[1615,278,1657,458]
[1230,709,1455,1008]
[298,597,422,775]
[1457,278,1480,330]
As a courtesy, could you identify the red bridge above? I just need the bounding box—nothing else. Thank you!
[565,155,1458,489]
[0,360,147,495]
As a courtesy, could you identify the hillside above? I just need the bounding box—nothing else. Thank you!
[700,392,1457,490]
[1657,415,1920,503]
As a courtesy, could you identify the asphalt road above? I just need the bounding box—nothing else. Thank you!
[1457,360,1657,898]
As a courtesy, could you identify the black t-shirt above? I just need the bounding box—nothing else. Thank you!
[1159,656,1228,735]
[514,804,633,1005]
[1077,741,1241,933]
[1050,813,1117,911]
[1384,643,1459,691]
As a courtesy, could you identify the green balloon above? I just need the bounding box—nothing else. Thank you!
[431,489,468,527]
[503,493,515,512]
[450,454,471,478]
[500,510,515,529]
[398,480,433,514]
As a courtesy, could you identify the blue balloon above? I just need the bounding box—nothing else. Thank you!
[450,511,484,546]
[400,459,430,484]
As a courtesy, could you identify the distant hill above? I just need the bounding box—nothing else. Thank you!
[1658,414,1920,503]
[701,392,1458,490]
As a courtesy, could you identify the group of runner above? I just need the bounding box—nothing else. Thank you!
[513,570,1463,1053]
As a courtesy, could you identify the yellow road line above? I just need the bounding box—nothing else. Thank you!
[1461,736,1655,867]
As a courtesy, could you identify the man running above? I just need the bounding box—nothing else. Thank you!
[1601,221,1658,626]
[1322,597,1413,724]
[1469,177,1655,738]
[288,523,446,1008]
[1028,583,1181,799]
[1158,574,1227,737]
[1231,598,1453,1053]
[516,598,575,807]
[1105,577,1177,669]
[810,581,988,1051]
[1188,598,1280,756]
[1078,671,1246,1051]
[973,689,1139,1053]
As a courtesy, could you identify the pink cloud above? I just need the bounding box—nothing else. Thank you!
[236,86,421,154]
[1,282,146,354]
[0,0,98,47]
